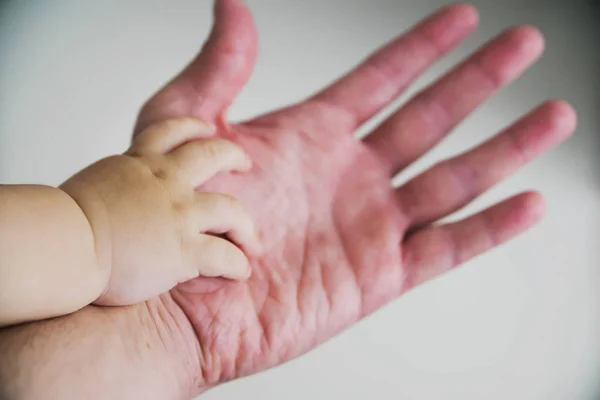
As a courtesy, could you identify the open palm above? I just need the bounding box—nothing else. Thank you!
[134,0,575,393]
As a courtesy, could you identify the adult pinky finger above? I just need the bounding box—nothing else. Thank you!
[401,191,545,290]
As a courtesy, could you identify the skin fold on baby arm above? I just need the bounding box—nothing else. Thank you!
[0,117,261,327]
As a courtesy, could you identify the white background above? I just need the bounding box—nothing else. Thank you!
[0,1,598,399]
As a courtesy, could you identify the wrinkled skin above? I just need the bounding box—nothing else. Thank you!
[133,0,576,389]
[0,0,577,398]
[140,0,576,390]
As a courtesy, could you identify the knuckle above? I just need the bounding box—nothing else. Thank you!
[172,197,192,216]
[151,166,169,181]
[147,157,174,182]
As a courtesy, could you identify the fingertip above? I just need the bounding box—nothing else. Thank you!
[517,191,546,224]
[229,151,253,173]
[234,149,253,171]
[229,140,254,172]
[508,25,545,56]
[236,254,252,280]
[448,2,479,27]
[211,0,257,50]
[223,251,252,281]
[249,235,263,257]
[238,228,264,258]
[215,0,247,13]
[131,117,218,154]
[427,2,479,48]
[231,246,257,280]
[183,117,218,137]
[544,99,578,136]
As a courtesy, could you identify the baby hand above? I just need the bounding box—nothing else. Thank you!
[61,118,260,306]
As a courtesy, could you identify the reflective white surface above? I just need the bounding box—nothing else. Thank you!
[0,1,598,399]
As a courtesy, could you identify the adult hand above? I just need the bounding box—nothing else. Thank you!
[137,0,575,385]
[0,1,576,399]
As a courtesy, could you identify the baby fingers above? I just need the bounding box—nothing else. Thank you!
[130,117,216,154]
[192,192,261,256]
[169,138,252,187]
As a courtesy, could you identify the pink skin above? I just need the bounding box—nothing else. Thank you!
[132,0,577,390]
[13,0,572,396]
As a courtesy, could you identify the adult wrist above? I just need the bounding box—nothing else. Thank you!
[0,294,204,399]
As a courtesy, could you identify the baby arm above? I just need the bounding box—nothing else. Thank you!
[0,184,103,326]
[0,117,261,326]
